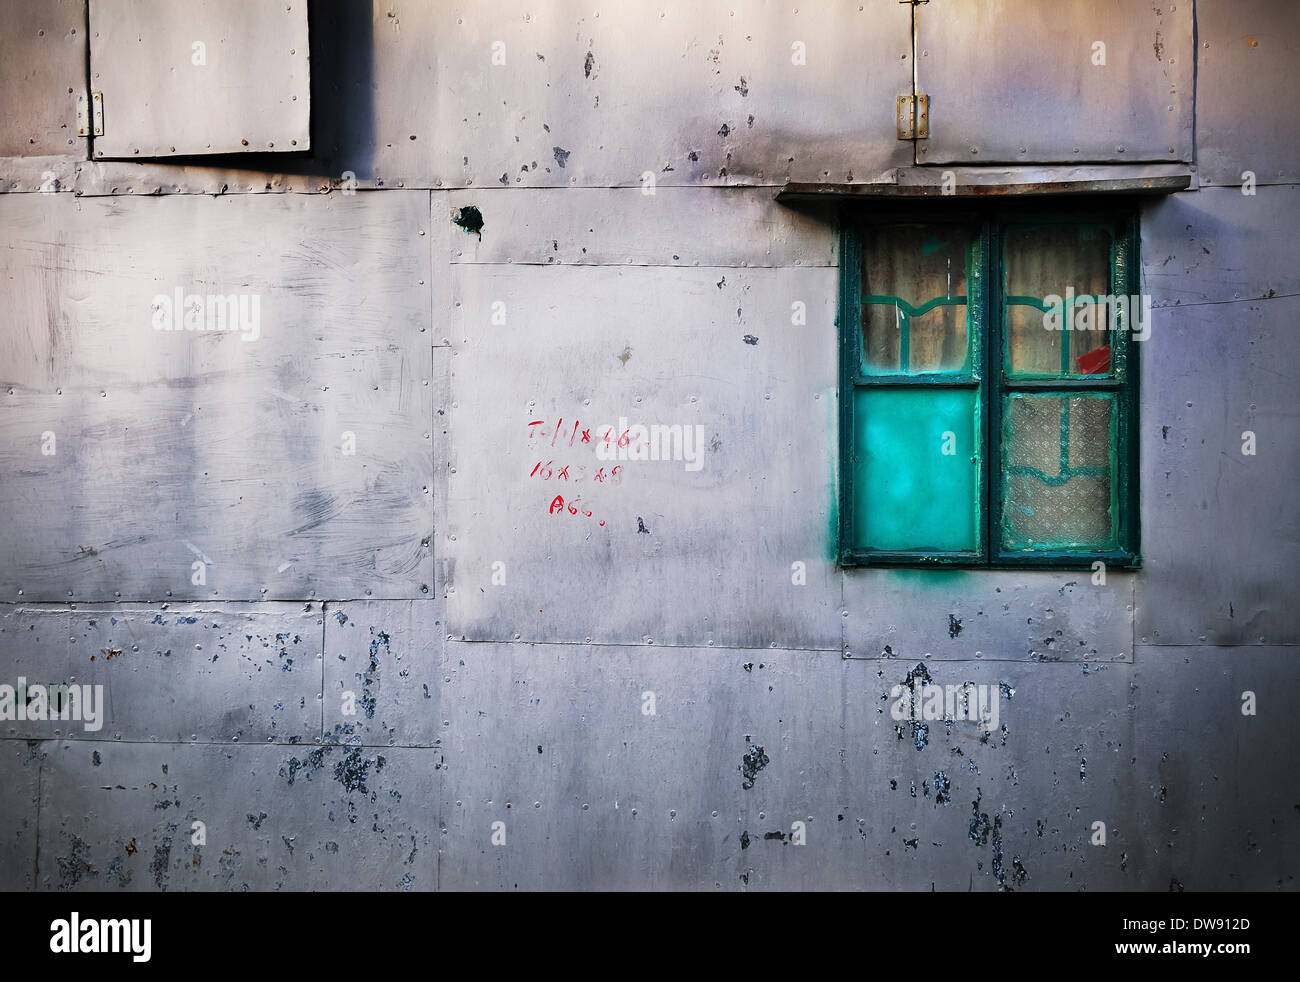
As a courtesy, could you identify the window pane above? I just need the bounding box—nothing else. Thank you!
[1000,394,1117,551]
[853,388,980,552]
[1003,224,1114,377]
[861,225,973,375]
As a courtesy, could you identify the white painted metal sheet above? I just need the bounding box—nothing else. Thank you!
[0,0,87,158]
[88,0,310,158]
[0,191,433,602]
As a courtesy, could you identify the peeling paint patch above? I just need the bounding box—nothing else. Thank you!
[56,833,98,890]
[739,740,769,790]
[333,747,372,793]
[933,771,952,805]
[360,628,389,720]
[968,790,991,846]
[151,829,174,891]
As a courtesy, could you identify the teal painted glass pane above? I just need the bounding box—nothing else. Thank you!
[1001,393,1118,551]
[860,225,974,376]
[853,387,979,552]
[1004,224,1115,377]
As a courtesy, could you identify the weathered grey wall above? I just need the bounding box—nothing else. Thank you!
[0,0,1295,891]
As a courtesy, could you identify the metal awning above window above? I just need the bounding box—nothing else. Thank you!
[776,165,1192,203]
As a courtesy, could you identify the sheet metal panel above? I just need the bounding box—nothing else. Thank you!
[0,0,86,158]
[1195,0,1300,186]
[1137,295,1300,645]
[1142,187,1300,306]
[88,0,310,158]
[916,0,1193,165]
[0,603,321,743]
[322,600,444,748]
[438,262,842,650]
[438,643,853,890]
[35,740,440,890]
[0,191,433,602]
[1128,644,1300,889]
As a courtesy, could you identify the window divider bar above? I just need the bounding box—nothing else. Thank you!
[985,219,1001,564]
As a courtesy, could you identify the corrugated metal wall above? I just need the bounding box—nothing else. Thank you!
[0,0,1295,891]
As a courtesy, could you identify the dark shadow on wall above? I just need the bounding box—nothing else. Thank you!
[300,0,377,182]
[133,0,377,184]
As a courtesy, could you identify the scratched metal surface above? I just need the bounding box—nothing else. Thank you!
[915,0,1193,166]
[0,0,86,158]
[1195,0,1300,187]
[0,1,1296,893]
[33,739,440,891]
[0,191,434,602]
[88,0,311,159]
[1141,187,1300,306]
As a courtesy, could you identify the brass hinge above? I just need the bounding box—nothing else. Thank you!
[76,91,104,137]
[896,93,929,140]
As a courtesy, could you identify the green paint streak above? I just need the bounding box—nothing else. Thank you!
[883,567,971,588]
[825,386,840,564]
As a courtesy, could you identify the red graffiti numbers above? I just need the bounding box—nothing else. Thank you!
[529,416,619,526]
[548,494,602,525]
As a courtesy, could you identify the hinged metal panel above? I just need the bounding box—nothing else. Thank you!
[88,0,310,158]
[0,0,86,157]
[915,0,1192,164]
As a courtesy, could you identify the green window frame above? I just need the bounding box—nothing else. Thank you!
[838,204,1141,569]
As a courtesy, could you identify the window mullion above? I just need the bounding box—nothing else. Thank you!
[984,219,1000,566]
